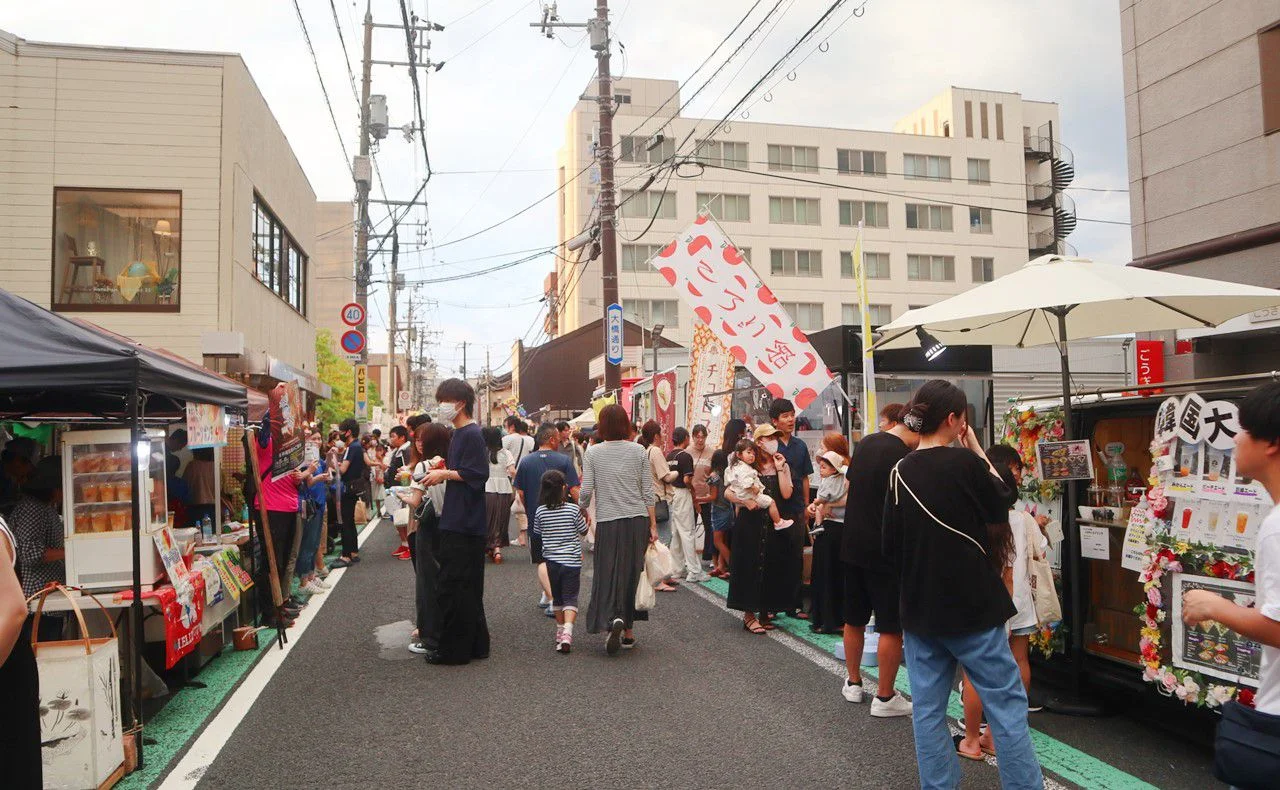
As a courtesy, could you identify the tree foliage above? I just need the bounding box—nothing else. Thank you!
[315,329,381,430]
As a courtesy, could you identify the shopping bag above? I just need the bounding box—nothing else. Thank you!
[635,568,656,612]
[354,497,369,525]
[645,541,674,582]
[30,585,125,790]
[693,521,706,553]
[1029,544,1062,624]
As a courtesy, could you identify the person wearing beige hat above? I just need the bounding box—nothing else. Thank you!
[725,426,797,633]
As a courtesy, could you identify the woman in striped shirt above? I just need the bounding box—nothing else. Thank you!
[533,470,588,653]
[581,404,658,655]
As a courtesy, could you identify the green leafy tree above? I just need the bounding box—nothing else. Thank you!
[315,329,381,430]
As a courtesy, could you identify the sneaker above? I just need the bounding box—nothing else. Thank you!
[316,567,331,579]
[312,578,332,590]
[1027,703,1044,713]
[686,572,712,583]
[302,580,327,595]
[870,693,914,718]
[842,679,865,703]
[556,632,572,654]
[407,641,428,655]
[606,618,624,655]
[621,637,636,650]
[773,518,794,531]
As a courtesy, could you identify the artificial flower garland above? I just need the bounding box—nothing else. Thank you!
[1001,403,1065,503]
[1134,481,1258,709]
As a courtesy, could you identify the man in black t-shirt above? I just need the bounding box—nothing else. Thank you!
[839,414,919,717]
[334,418,368,566]
[665,428,707,583]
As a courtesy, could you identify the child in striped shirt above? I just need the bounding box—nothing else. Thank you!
[533,469,588,653]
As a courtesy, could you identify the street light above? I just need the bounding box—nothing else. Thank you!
[651,324,665,374]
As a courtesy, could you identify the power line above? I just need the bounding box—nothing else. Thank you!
[445,0,538,60]
[292,0,354,178]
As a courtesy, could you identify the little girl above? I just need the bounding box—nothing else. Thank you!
[532,469,588,654]
[807,451,849,537]
[725,440,794,531]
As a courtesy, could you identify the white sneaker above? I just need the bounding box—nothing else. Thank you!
[686,572,711,583]
[302,580,327,595]
[313,578,332,590]
[870,693,913,718]
[841,679,865,703]
[407,641,428,655]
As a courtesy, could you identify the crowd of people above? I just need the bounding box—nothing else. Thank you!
[5,377,1280,788]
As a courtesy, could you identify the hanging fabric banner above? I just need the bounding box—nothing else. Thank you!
[654,370,677,453]
[686,323,735,442]
[652,214,834,411]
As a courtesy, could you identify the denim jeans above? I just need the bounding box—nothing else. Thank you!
[903,627,1043,790]
[296,504,325,578]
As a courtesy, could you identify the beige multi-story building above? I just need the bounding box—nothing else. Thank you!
[551,78,1074,347]
[0,28,327,398]
[1121,2,1280,375]
[312,201,357,344]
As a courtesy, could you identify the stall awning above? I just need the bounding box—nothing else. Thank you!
[0,288,247,418]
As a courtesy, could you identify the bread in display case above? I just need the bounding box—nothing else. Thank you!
[62,428,167,590]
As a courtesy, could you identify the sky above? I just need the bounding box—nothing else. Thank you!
[8,0,1132,378]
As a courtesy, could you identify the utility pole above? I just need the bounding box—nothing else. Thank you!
[534,1,618,391]
[484,345,492,425]
[388,231,399,413]
[355,3,374,369]
[461,341,468,381]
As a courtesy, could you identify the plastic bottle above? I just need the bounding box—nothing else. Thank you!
[200,515,214,544]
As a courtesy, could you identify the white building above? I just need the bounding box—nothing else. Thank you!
[551,78,1075,347]
[0,28,326,398]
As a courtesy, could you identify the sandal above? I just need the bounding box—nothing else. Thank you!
[655,583,678,592]
[492,551,503,565]
[743,615,767,635]
[758,616,777,631]
[953,734,983,761]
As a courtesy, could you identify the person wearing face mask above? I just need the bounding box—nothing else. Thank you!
[332,418,369,568]
[420,379,492,665]
[883,380,1041,790]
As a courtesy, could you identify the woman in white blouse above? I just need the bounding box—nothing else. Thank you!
[482,426,516,564]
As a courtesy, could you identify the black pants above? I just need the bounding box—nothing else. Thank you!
[414,522,442,651]
[0,617,40,789]
[339,487,363,557]
[257,510,298,613]
[699,502,715,561]
[435,531,490,664]
[325,490,340,552]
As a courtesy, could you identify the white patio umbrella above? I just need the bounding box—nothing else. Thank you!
[873,254,1280,709]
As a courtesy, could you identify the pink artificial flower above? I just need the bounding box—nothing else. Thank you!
[1162,673,1179,692]
[1168,561,1183,574]
[1147,587,1162,607]
[1143,665,1160,682]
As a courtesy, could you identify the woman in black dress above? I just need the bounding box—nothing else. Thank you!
[725,433,795,633]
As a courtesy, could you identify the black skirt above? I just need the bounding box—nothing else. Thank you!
[808,519,845,631]
[726,474,800,615]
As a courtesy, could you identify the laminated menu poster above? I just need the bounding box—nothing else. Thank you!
[1198,444,1235,501]
[1121,504,1154,572]
[1167,439,1201,496]
[268,381,305,479]
[1170,573,1262,685]
[1036,440,1094,482]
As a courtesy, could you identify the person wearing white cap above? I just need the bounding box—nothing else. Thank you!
[807,451,850,634]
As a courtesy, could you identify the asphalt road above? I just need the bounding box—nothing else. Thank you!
[193,521,1218,789]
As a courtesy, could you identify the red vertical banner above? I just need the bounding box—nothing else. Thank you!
[654,370,677,453]
[1136,340,1165,392]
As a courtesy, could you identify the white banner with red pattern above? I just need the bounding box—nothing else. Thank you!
[651,214,834,411]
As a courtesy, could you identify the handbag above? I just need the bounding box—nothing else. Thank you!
[354,497,369,525]
[635,567,656,611]
[1214,700,1280,789]
[654,498,670,523]
[1027,526,1062,624]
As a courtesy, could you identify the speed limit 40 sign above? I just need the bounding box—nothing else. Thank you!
[341,302,365,327]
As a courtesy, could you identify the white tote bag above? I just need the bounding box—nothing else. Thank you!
[635,568,656,612]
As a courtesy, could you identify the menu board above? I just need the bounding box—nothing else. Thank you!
[1036,440,1095,482]
[1170,573,1262,684]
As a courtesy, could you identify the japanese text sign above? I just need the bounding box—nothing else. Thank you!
[186,403,227,449]
[1157,393,1239,451]
[652,214,833,410]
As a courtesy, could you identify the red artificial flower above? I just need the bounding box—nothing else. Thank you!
[1246,571,1256,583]
[1239,688,1256,708]
[1146,603,1159,621]
[1210,560,1231,578]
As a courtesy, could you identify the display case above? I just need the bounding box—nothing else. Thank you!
[62,429,167,590]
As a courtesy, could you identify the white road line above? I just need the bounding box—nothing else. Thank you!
[157,519,384,790]
[682,582,1069,790]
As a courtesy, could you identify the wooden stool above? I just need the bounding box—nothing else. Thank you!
[59,255,106,304]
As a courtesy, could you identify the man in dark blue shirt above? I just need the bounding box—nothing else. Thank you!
[513,424,580,609]
[770,397,815,620]
[420,378,491,665]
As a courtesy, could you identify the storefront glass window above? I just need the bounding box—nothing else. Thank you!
[52,188,181,311]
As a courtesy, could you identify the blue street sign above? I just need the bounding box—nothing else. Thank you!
[606,303,624,365]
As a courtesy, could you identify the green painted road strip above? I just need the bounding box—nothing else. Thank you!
[699,577,1157,790]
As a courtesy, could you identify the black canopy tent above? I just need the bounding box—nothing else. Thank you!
[0,287,247,769]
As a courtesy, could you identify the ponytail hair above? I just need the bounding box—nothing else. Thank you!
[902,379,968,435]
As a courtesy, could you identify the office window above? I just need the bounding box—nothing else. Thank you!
[967,158,991,185]
[969,207,993,234]
[783,302,824,331]
[770,249,823,277]
[842,303,892,326]
[619,189,677,219]
[52,188,183,311]
[625,299,679,328]
[995,103,1005,140]
[836,148,887,176]
[620,243,665,272]
[615,91,632,105]
[907,254,955,281]
[1262,22,1280,134]
[840,251,890,279]
[838,200,889,228]
[964,101,973,137]
[903,154,951,181]
[980,102,989,139]
[251,194,307,313]
[971,256,995,282]
[698,193,750,222]
[905,203,953,231]
[695,140,748,168]
[619,135,674,165]
[767,144,819,173]
[769,196,821,225]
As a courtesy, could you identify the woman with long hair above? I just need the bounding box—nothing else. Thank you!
[884,380,1041,789]
[639,419,679,591]
[581,404,657,655]
[720,418,747,455]
[481,426,516,564]
[396,421,453,655]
